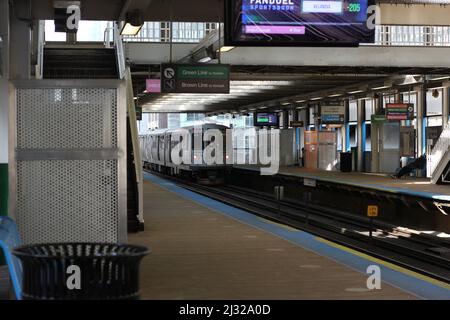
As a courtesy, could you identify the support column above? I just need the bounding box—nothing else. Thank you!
[443,87,449,127]
[282,110,289,129]
[9,0,31,79]
[342,100,350,152]
[0,0,10,219]
[416,86,425,157]
[357,99,366,172]
[371,95,382,173]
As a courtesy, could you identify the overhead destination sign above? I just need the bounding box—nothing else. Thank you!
[225,0,375,46]
[386,103,414,121]
[161,64,230,94]
[321,105,345,124]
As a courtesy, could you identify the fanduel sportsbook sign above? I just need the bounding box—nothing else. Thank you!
[161,64,230,94]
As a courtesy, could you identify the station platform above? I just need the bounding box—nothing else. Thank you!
[233,166,450,202]
[129,173,450,300]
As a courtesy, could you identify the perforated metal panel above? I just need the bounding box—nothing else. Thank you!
[10,81,126,245]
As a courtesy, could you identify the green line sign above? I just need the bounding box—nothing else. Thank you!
[161,64,230,94]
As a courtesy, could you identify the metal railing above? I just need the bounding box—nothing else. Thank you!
[121,23,450,47]
[427,120,450,180]
[370,25,450,46]
[104,24,126,79]
[122,21,218,43]
[35,20,45,79]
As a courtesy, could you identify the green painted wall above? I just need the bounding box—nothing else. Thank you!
[0,163,7,265]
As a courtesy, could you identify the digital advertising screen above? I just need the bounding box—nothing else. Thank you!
[225,0,375,46]
[254,113,280,126]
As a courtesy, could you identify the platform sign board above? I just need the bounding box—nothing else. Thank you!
[146,79,161,93]
[160,64,230,94]
[367,205,379,217]
[321,105,345,124]
[304,178,317,187]
[386,103,414,121]
[371,114,386,124]
[290,121,304,127]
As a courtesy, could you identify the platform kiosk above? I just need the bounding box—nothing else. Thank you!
[304,131,337,171]
[371,103,415,174]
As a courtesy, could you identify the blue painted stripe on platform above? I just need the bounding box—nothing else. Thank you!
[144,173,450,300]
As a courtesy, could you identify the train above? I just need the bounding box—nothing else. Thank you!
[140,124,232,185]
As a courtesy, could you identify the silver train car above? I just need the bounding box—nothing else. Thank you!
[140,124,231,184]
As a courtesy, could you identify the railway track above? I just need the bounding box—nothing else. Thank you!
[145,169,450,284]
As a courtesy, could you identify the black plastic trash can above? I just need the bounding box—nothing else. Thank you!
[340,152,352,172]
[13,243,149,300]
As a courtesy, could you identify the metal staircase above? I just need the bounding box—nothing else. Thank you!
[427,120,450,184]
[38,24,144,232]
[43,48,119,79]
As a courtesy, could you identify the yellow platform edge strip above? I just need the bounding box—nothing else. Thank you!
[316,237,450,290]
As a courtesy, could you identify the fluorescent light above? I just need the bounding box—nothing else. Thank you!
[347,90,364,94]
[371,85,391,90]
[328,93,343,98]
[310,97,322,101]
[198,57,212,63]
[219,46,235,53]
[296,99,306,103]
[430,76,450,81]
[281,101,290,105]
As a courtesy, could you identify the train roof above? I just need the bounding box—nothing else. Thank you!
[140,124,229,137]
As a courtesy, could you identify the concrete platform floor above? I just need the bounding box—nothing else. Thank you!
[130,178,417,300]
[0,266,10,300]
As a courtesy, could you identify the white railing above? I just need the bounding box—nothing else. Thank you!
[35,20,45,79]
[120,23,450,47]
[122,21,218,43]
[427,120,450,179]
[369,25,450,47]
[104,24,126,80]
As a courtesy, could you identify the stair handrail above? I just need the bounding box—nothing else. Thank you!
[114,24,126,80]
[125,67,144,226]
[427,119,450,178]
[103,24,126,80]
[103,26,113,49]
[35,20,45,79]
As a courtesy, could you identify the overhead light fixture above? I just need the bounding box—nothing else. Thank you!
[218,46,235,53]
[328,93,343,98]
[281,101,290,106]
[310,97,323,101]
[198,57,212,63]
[295,99,306,103]
[347,90,364,94]
[430,76,450,81]
[371,85,391,90]
[120,10,144,36]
